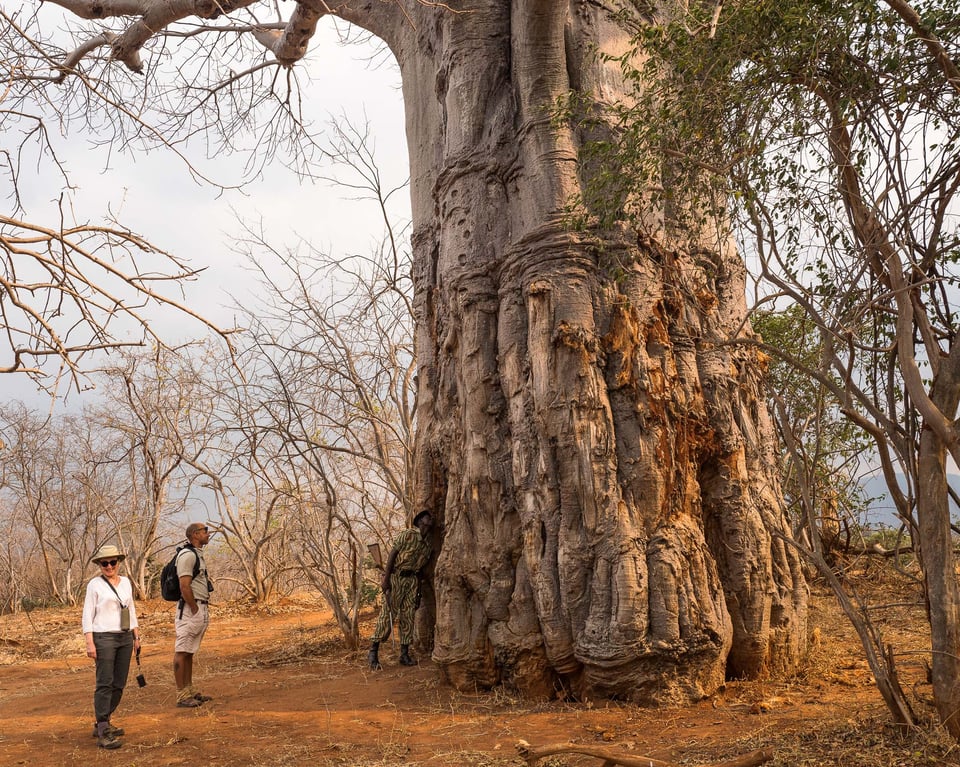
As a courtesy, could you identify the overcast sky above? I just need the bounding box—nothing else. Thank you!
[10,18,409,408]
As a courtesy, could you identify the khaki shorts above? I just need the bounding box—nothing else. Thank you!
[174,602,209,654]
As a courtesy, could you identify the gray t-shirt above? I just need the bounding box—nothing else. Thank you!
[175,546,211,601]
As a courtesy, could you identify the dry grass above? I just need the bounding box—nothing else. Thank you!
[718,712,959,767]
[3,565,960,766]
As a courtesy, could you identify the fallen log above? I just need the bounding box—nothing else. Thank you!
[515,740,774,767]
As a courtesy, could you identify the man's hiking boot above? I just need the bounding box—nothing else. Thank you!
[96,722,122,750]
[91,722,124,738]
[368,642,382,670]
[398,645,416,666]
[97,732,122,750]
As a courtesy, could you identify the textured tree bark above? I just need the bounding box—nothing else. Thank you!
[337,0,808,703]
[917,344,960,737]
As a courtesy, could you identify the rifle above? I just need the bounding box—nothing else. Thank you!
[367,542,384,571]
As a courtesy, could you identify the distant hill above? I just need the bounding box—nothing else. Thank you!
[860,472,960,527]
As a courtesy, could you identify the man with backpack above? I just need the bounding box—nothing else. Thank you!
[172,522,214,708]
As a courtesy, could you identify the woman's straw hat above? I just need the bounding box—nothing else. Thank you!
[90,544,126,564]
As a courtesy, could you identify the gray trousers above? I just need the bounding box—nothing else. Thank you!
[92,631,134,722]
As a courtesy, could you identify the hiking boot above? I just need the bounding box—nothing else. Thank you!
[176,696,203,708]
[98,732,122,750]
[398,645,416,666]
[91,722,124,738]
[367,644,382,670]
[96,722,122,750]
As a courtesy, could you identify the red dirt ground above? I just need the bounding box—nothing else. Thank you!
[0,578,956,767]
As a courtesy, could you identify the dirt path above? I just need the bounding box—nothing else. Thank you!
[0,588,954,766]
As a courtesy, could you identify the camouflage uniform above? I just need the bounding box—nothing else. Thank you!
[371,528,432,645]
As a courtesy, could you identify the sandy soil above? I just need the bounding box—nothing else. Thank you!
[0,577,956,767]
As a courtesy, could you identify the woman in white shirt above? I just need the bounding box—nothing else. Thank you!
[82,544,141,750]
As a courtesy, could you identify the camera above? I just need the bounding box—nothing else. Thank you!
[135,646,146,687]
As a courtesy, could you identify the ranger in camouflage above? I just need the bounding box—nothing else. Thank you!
[368,510,433,669]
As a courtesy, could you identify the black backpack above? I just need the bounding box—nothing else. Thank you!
[160,545,200,602]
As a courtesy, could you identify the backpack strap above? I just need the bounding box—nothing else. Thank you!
[175,546,204,618]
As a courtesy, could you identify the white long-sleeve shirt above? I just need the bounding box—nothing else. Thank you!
[82,575,139,634]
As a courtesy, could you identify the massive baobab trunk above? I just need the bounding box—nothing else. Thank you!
[332,0,808,703]
[37,0,807,703]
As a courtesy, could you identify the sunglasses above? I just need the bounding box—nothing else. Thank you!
[99,560,119,567]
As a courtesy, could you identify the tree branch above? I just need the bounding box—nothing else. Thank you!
[251,0,329,65]
[44,0,262,72]
[515,740,774,767]
[881,0,960,95]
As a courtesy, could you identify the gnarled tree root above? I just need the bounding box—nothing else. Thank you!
[515,740,774,767]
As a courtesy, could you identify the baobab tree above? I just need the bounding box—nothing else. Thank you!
[17,1,808,702]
